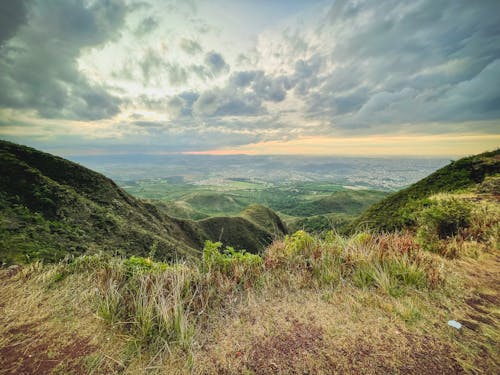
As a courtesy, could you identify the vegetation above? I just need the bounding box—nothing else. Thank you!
[0,140,286,265]
[350,149,500,232]
[2,189,498,373]
[130,180,388,235]
[0,145,499,373]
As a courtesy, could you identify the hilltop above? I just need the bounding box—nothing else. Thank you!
[0,140,286,264]
[350,149,500,232]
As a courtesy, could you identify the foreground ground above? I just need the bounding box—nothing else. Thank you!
[1,251,498,374]
[1,193,499,374]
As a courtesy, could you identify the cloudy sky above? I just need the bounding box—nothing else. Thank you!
[0,0,499,156]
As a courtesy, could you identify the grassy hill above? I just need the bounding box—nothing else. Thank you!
[134,183,387,234]
[240,204,288,236]
[0,140,286,264]
[183,192,248,215]
[278,190,387,217]
[153,200,209,220]
[349,149,500,232]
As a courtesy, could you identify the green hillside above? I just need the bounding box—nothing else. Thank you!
[0,141,286,264]
[279,190,387,217]
[183,192,248,215]
[153,200,209,220]
[126,181,387,234]
[240,204,288,236]
[350,149,500,232]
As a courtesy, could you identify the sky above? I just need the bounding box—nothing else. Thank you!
[0,0,499,157]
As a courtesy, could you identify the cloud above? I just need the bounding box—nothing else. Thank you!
[135,16,159,36]
[0,0,127,120]
[204,51,229,76]
[192,87,264,117]
[230,71,257,87]
[179,38,202,55]
[0,0,29,46]
[251,74,289,102]
[139,48,166,84]
[287,0,500,134]
[2,0,500,155]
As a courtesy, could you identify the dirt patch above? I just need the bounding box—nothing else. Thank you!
[245,321,324,374]
[217,319,465,375]
[478,292,499,305]
[316,331,464,375]
[6,321,44,336]
[461,320,480,331]
[468,313,495,326]
[0,321,96,375]
[397,334,465,375]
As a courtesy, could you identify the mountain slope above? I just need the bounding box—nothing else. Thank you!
[280,190,387,217]
[349,149,500,231]
[240,204,288,236]
[183,192,248,215]
[0,140,286,264]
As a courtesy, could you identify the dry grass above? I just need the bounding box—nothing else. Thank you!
[192,288,466,374]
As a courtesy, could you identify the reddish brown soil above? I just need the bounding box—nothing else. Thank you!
[0,322,96,375]
[245,321,324,374]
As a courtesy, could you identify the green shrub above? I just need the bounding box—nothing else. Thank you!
[418,198,471,239]
[123,256,168,275]
[416,198,471,256]
[476,175,500,195]
[284,230,315,255]
[202,240,262,283]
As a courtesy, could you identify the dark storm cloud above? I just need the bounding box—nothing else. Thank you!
[166,69,294,120]
[0,0,30,46]
[298,0,500,132]
[0,0,127,120]
[252,74,289,102]
[167,91,199,118]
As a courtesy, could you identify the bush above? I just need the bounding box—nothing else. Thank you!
[416,198,471,256]
[418,198,471,239]
[95,260,196,350]
[202,240,262,285]
[476,175,500,195]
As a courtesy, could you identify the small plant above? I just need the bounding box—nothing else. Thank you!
[284,230,315,256]
[123,256,168,275]
[352,262,375,288]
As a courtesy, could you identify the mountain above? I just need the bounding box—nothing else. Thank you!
[0,140,286,264]
[349,149,500,232]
